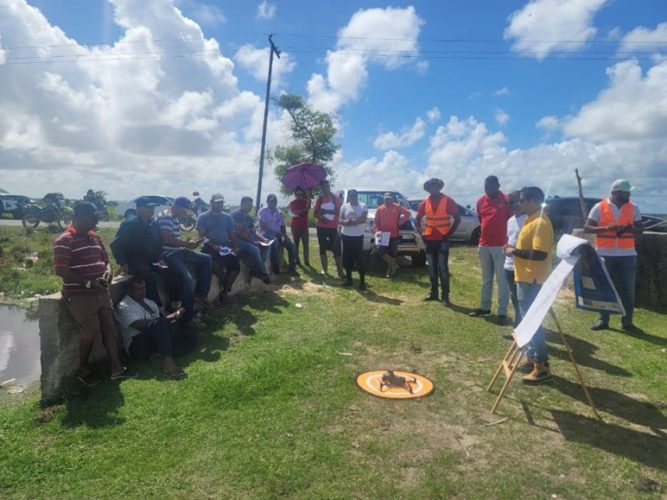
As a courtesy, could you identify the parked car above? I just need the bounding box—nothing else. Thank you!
[115,195,174,219]
[408,198,481,245]
[0,194,31,219]
[340,189,426,266]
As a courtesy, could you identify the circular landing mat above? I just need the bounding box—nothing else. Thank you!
[356,370,434,399]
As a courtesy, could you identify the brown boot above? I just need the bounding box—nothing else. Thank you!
[522,361,552,385]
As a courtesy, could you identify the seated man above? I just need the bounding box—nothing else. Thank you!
[196,193,240,304]
[231,196,271,284]
[158,196,212,326]
[258,193,297,274]
[115,276,196,379]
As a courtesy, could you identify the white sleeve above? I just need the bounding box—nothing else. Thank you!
[587,202,601,222]
[114,299,141,330]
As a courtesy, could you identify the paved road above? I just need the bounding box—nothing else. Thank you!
[0,219,121,229]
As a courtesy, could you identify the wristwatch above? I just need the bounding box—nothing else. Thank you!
[84,280,92,289]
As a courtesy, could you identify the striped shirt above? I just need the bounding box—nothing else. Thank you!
[157,211,181,253]
[53,227,108,295]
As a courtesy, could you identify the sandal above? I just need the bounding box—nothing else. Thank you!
[77,372,102,387]
[110,367,138,380]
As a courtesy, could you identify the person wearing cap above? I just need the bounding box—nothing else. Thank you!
[314,179,345,278]
[110,196,166,306]
[288,187,312,267]
[196,193,240,304]
[584,179,643,331]
[373,192,411,278]
[469,175,511,323]
[53,202,136,386]
[259,194,297,275]
[415,178,461,305]
[158,196,212,326]
[231,196,272,284]
[339,189,368,290]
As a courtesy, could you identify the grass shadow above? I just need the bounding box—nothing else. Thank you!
[619,325,667,347]
[547,331,632,377]
[551,409,667,472]
[354,287,402,305]
[61,374,126,428]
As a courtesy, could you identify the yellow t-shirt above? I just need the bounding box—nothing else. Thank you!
[514,212,554,284]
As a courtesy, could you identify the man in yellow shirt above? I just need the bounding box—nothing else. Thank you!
[504,186,554,384]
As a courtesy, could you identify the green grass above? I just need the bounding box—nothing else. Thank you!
[0,227,665,497]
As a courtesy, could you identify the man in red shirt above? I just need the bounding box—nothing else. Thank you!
[470,176,511,323]
[373,193,411,278]
[54,202,135,387]
[416,178,461,305]
[314,179,344,278]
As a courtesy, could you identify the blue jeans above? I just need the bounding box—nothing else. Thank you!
[478,245,509,315]
[236,239,269,275]
[164,250,212,321]
[269,236,296,271]
[517,281,548,363]
[599,255,637,326]
[425,239,450,297]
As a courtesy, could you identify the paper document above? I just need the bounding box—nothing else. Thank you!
[375,231,391,247]
[258,238,276,247]
[219,246,234,256]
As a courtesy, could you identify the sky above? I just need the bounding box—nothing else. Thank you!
[0,0,666,211]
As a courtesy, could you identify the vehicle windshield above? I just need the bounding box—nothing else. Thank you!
[356,192,402,210]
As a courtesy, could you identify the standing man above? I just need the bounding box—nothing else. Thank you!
[259,193,297,275]
[314,179,344,278]
[158,196,212,327]
[504,186,554,385]
[470,176,511,323]
[196,193,240,305]
[416,178,461,305]
[231,196,272,284]
[289,188,312,267]
[373,193,411,278]
[503,191,527,327]
[53,202,135,386]
[339,189,368,290]
[584,179,643,331]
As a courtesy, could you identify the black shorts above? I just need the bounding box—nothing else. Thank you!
[377,237,399,257]
[316,227,341,256]
[203,246,241,272]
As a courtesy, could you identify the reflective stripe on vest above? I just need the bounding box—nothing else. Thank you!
[596,199,635,250]
[423,195,451,237]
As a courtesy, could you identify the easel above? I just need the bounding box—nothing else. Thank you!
[486,309,602,420]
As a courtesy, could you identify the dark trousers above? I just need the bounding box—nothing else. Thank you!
[163,250,213,321]
[599,255,637,327]
[505,269,521,326]
[425,239,450,298]
[128,317,197,360]
[341,234,365,280]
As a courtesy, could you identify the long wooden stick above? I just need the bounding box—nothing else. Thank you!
[575,169,587,225]
[491,345,524,414]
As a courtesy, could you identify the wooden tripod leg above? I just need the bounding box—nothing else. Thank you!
[548,310,603,421]
[491,346,524,414]
[487,341,518,392]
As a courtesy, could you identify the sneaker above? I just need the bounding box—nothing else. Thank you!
[442,295,451,306]
[517,359,549,374]
[110,368,138,381]
[423,292,439,301]
[468,309,491,317]
[622,322,638,332]
[522,362,552,385]
[590,320,609,331]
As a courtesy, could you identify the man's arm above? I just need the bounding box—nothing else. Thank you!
[109,222,130,269]
[446,212,461,239]
[583,217,615,234]
[415,203,425,233]
[398,206,411,227]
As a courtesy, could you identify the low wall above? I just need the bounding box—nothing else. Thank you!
[38,259,270,405]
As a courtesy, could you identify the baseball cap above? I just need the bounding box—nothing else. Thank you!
[383,192,394,200]
[135,196,160,208]
[210,193,225,203]
[73,202,97,218]
[610,179,632,192]
[173,196,192,209]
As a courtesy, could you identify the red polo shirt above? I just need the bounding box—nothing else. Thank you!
[374,204,411,237]
[476,192,510,247]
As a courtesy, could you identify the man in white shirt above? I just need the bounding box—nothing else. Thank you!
[115,276,197,379]
[503,191,527,327]
[339,189,368,290]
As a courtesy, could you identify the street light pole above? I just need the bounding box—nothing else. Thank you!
[255,34,280,215]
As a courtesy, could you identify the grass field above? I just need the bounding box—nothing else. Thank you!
[0,225,665,498]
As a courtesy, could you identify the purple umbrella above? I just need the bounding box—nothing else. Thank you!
[281,162,327,191]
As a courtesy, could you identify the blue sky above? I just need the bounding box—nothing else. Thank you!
[1,0,666,211]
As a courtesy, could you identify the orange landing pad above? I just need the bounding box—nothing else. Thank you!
[356,370,434,399]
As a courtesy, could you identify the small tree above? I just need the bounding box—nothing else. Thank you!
[273,94,340,196]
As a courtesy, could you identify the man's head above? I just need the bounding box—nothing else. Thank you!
[610,179,632,205]
[484,175,500,198]
[266,194,278,209]
[210,193,225,212]
[294,188,305,199]
[135,196,159,222]
[72,202,98,232]
[518,186,545,216]
[423,178,444,196]
[171,196,191,217]
[240,196,253,213]
[320,179,331,194]
[127,276,147,302]
[348,189,358,205]
[383,192,395,207]
[508,190,522,215]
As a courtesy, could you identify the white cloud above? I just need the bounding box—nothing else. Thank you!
[618,22,667,55]
[234,44,295,88]
[256,1,276,20]
[176,1,226,27]
[494,86,510,96]
[373,108,441,150]
[494,109,509,126]
[426,107,441,122]
[504,0,609,60]
[307,6,424,113]
[536,115,560,131]
[334,150,424,194]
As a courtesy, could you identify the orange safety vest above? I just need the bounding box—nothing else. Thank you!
[423,195,451,237]
[596,199,635,250]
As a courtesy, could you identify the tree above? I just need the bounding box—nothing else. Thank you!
[273,94,340,196]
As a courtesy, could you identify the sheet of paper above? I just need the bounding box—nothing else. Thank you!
[375,231,391,247]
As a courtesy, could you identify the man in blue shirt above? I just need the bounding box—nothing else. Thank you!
[231,196,271,284]
[258,193,297,275]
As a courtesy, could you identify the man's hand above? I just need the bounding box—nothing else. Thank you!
[503,244,515,257]
[186,240,199,249]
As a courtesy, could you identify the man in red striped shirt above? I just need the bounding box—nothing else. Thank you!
[54,202,135,386]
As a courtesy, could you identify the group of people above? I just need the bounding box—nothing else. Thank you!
[53,175,643,388]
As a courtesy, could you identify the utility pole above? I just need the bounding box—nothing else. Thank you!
[255,34,280,215]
